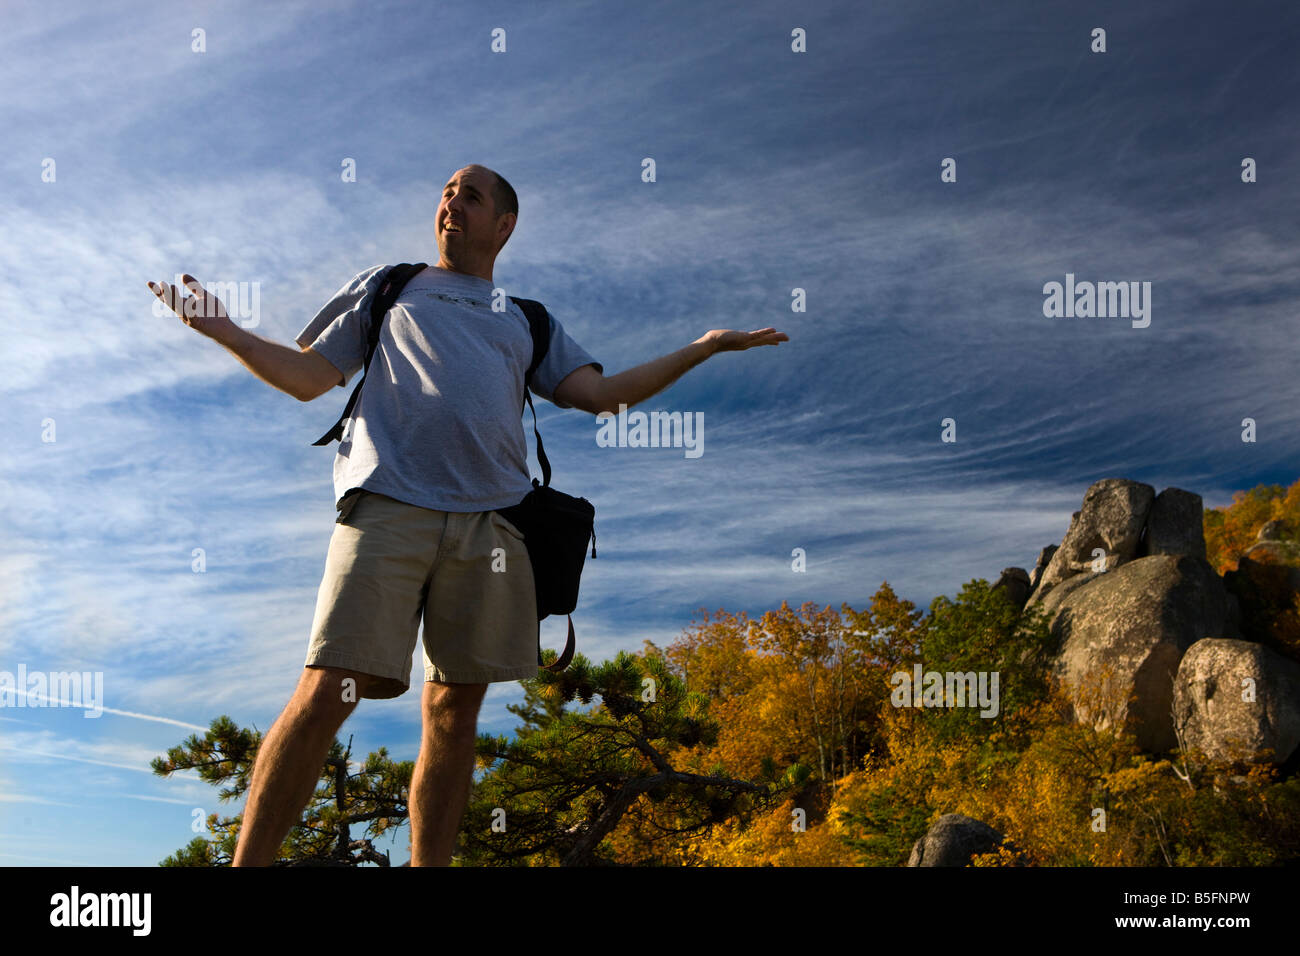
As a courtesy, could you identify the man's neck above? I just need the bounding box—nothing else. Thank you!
[434,260,493,283]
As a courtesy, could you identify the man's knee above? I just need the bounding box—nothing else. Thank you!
[422,680,486,730]
[296,666,366,716]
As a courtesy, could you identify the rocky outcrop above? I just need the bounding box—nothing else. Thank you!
[1046,555,1232,752]
[1173,639,1300,765]
[1009,479,1300,763]
[1030,479,1155,599]
[907,813,1004,867]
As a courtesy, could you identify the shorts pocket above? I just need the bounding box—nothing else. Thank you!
[490,510,526,542]
[336,488,367,524]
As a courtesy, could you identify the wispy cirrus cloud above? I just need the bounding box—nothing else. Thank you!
[1,0,1297,865]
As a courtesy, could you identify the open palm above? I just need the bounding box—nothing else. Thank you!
[708,328,789,352]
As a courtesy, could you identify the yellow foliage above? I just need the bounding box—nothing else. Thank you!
[1204,478,1300,574]
[602,550,1300,866]
[681,795,861,867]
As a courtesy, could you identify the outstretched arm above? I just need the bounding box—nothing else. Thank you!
[148,274,341,402]
[554,327,789,415]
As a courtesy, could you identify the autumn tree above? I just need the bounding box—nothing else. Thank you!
[910,578,1057,743]
[829,580,1055,864]
[662,586,925,796]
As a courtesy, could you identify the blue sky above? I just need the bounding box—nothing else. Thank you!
[2,0,1297,866]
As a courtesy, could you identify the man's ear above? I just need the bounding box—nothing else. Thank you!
[497,212,517,247]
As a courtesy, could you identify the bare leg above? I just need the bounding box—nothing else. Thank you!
[408,680,487,866]
[232,666,361,866]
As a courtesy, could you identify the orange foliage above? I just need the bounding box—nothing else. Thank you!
[595,485,1300,866]
[1204,478,1300,574]
[682,794,861,866]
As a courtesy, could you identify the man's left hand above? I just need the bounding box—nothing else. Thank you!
[703,328,789,353]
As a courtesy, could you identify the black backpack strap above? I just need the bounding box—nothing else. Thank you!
[508,297,554,487]
[312,262,428,446]
[540,616,576,671]
[509,296,552,390]
[508,297,577,671]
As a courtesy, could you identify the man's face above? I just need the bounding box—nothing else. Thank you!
[437,166,509,264]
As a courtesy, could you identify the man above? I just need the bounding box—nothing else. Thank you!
[148,164,788,866]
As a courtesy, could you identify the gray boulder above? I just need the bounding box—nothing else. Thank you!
[1173,639,1300,765]
[1142,487,1206,560]
[1258,520,1288,542]
[1045,554,1232,752]
[907,813,1004,867]
[1241,539,1300,571]
[1031,479,1156,600]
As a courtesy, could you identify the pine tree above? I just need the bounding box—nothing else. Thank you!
[458,649,779,865]
[151,716,409,866]
[153,650,776,866]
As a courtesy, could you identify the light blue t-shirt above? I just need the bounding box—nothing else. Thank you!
[296,264,602,513]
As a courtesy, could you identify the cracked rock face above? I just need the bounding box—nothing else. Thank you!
[1043,554,1231,752]
[1031,478,1156,600]
[1173,638,1300,765]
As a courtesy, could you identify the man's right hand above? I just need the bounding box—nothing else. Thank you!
[148,274,235,342]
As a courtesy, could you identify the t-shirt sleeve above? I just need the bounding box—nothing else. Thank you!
[528,309,604,409]
[294,264,391,388]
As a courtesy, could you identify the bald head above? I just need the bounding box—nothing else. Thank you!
[435,165,519,281]
[457,164,518,221]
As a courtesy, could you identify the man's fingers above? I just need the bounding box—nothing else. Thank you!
[148,280,192,319]
[182,276,214,318]
[155,281,178,312]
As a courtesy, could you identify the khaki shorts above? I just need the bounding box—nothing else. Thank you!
[304,488,538,697]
